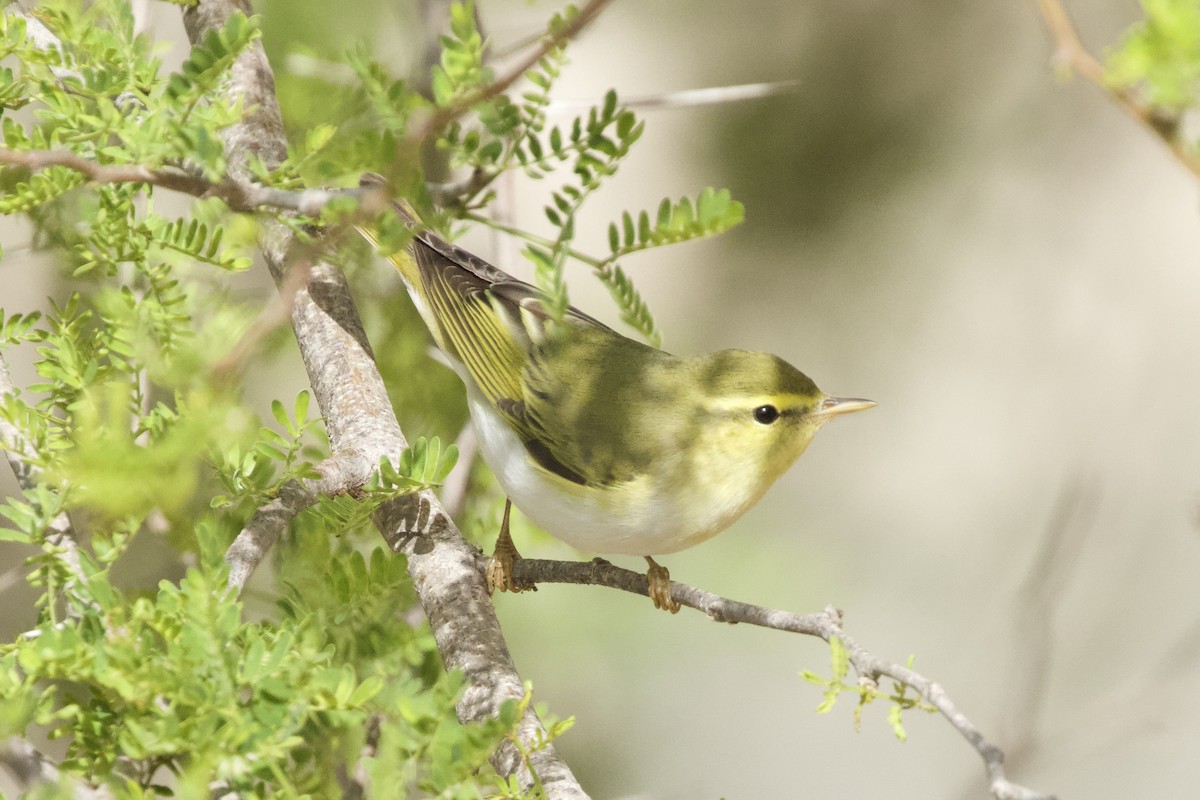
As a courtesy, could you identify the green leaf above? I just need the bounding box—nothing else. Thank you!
[270,398,289,428]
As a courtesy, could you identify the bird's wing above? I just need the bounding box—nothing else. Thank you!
[359,174,647,483]
[398,214,624,463]
[518,326,680,488]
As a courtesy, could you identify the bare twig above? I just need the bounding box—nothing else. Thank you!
[211,259,314,379]
[507,556,1057,800]
[1003,478,1097,754]
[549,79,802,115]
[1034,0,1200,178]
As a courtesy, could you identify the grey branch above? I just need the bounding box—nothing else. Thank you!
[0,737,113,800]
[0,146,352,215]
[508,556,1057,800]
[178,1,587,796]
[549,79,802,115]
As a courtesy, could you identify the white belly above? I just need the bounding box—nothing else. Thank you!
[466,391,727,555]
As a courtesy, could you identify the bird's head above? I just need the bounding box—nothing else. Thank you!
[685,349,875,490]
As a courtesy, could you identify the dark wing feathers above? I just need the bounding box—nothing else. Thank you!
[362,174,626,485]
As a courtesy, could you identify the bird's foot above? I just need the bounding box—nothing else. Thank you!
[644,556,680,614]
[486,499,530,595]
[486,548,524,594]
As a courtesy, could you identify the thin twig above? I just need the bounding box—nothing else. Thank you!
[507,556,1057,800]
[549,79,801,115]
[1004,478,1097,754]
[211,259,313,379]
[1033,0,1200,178]
[439,421,477,520]
[0,147,354,214]
[406,0,614,146]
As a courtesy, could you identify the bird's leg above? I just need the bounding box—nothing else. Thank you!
[644,556,680,614]
[486,499,525,594]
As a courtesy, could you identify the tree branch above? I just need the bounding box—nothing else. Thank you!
[1033,0,1200,178]
[0,146,354,215]
[178,2,587,795]
[0,737,113,800]
[1002,478,1097,755]
[548,79,802,115]
[506,556,1057,800]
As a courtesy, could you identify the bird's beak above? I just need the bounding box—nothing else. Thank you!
[814,396,877,418]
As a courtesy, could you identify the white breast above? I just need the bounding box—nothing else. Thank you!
[465,388,730,556]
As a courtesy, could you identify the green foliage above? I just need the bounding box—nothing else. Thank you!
[1,557,512,798]
[593,190,745,346]
[430,0,491,106]
[422,2,746,343]
[146,216,254,273]
[0,0,751,793]
[1108,0,1200,109]
[801,641,935,741]
[0,3,513,794]
[308,437,459,533]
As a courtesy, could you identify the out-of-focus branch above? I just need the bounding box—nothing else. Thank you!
[1034,0,1200,178]
[406,0,613,145]
[1003,479,1097,755]
[0,737,113,800]
[212,259,314,379]
[178,2,588,795]
[0,352,90,615]
[550,79,801,115]
[439,421,477,520]
[508,556,1057,800]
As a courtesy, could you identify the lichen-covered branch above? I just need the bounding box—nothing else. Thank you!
[177,2,587,795]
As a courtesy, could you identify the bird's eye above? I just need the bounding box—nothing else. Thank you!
[752,405,780,425]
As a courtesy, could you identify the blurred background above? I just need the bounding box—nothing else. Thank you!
[4,1,1200,797]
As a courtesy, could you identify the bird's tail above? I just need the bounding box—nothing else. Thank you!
[354,173,456,357]
[355,172,424,291]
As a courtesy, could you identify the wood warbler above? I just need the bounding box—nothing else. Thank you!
[359,175,874,612]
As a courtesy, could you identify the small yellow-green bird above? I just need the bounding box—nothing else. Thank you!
[359,175,874,612]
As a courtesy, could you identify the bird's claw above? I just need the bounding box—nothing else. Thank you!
[645,558,680,614]
[486,550,523,594]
